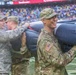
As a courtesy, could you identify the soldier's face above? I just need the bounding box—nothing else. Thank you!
[48,16,58,29]
[42,16,58,29]
[0,19,5,29]
[6,21,12,30]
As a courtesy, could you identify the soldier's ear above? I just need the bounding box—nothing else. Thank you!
[41,19,46,23]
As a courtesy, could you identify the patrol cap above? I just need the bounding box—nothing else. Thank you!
[40,8,57,19]
[0,15,6,20]
[6,16,19,24]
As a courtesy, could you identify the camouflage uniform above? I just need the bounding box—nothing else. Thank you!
[6,16,31,75]
[36,8,76,75]
[11,48,31,75]
[36,29,76,75]
[0,17,27,75]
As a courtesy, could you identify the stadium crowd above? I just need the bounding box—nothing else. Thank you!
[0,3,76,22]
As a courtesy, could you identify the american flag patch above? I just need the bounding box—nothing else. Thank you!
[45,42,53,51]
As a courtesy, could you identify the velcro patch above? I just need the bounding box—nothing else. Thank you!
[45,42,53,51]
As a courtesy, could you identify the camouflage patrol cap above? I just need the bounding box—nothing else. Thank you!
[40,8,57,19]
[6,16,19,24]
[0,15,6,20]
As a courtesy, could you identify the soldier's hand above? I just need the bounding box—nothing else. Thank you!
[24,22,30,27]
[71,45,76,56]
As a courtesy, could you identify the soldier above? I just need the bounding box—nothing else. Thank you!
[0,15,6,29]
[6,16,31,75]
[36,8,76,75]
[0,15,28,75]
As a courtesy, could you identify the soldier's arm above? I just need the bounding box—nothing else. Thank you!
[20,45,28,54]
[39,39,76,68]
[20,32,28,54]
[0,25,28,42]
[20,32,31,60]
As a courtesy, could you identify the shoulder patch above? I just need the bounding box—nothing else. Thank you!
[45,42,53,51]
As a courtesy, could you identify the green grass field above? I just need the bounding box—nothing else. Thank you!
[66,57,76,75]
[29,57,76,75]
[29,57,35,75]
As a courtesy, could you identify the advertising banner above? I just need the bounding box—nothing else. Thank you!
[0,0,66,5]
[30,0,44,4]
[44,0,66,2]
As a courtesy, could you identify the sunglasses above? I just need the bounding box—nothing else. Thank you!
[47,15,57,20]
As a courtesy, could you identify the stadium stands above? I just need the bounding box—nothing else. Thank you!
[0,4,76,22]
